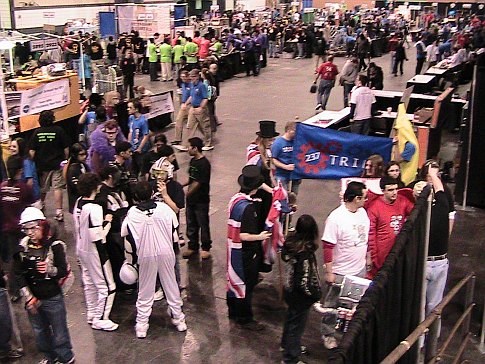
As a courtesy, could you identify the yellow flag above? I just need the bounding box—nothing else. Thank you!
[392,103,419,185]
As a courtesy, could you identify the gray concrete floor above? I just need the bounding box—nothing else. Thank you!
[9,50,485,363]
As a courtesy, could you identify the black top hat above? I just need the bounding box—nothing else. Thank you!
[256,120,279,138]
[238,165,264,191]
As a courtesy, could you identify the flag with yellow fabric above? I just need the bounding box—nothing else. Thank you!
[392,103,419,185]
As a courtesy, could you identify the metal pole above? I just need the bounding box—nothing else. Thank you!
[478,285,485,353]
[418,188,433,363]
[462,275,475,338]
[461,64,477,209]
[0,60,10,137]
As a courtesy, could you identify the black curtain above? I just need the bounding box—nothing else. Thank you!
[329,188,430,363]
[455,52,485,208]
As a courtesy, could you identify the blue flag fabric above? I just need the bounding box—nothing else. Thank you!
[292,123,393,180]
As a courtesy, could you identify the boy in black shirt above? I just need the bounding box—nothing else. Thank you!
[182,137,212,259]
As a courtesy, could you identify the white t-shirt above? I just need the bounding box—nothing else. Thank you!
[322,204,370,276]
[350,86,376,121]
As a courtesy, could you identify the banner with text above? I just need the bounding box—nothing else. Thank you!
[145,92,174,119]
[292,123,393,180]
[20,79,70,117]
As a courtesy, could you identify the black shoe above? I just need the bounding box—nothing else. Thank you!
[238,320,265,331]
[0,349,24,360]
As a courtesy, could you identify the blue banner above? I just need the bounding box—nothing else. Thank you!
[292,123,393,180]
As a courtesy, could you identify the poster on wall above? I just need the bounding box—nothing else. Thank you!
[117,4,172,38]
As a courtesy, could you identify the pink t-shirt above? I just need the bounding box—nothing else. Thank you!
[198,38,211,59]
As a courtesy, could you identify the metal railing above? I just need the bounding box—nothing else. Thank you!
[381,272,476,364]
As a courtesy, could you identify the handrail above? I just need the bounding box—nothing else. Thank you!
[381,272,475,364]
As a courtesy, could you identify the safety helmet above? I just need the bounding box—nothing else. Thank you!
[150,157,174,180]
[19,207,46,225]
[119,262,138,285]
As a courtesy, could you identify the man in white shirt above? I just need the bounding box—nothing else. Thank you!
[426,40,439,68]
[121,181,186,339]
[349,75,376,135]
[320,181,370,349]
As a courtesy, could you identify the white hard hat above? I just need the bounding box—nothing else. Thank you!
[19,207,46,225]
[150,157,174,179]
[119,262,138,285]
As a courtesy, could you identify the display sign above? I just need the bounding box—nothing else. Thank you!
[29,38,59,52]
[20,79,70,117]
[145,92,174,119]
[117,4,171,38]
[43,12,55,18]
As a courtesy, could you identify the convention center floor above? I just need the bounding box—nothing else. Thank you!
[10,50,485,363]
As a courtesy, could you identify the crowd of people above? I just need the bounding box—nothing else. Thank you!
[0,4,483,364]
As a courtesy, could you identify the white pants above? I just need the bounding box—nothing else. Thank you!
[78,247,116,321]
[136,254,184,329]
[161,62,172,81]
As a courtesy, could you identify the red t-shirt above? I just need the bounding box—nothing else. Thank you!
[316,62,339,81]
[366,195,414,278]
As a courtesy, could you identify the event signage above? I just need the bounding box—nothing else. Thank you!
[29,38,59,52]
[292,123,393,180]
[20,79,70,117]
[145,92,174,119]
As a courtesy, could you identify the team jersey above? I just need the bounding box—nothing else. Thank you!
[73,198,111,256]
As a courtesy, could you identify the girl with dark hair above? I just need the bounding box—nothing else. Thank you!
[14,207,75,364]
[9,137,41,206]
[281,214,321,364]
[384,161,405,188]
[65,143,90,213]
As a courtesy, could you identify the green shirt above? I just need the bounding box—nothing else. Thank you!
[148,43,158,63]
[184,42,199,64]
[178,37,187,46]
[173,44,184,64]
[159,43,172,63]
[213,41,222,56]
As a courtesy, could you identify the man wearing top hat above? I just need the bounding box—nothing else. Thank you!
[246,120,279,233]
[226,165,272,331]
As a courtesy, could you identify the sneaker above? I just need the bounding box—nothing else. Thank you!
[173,145,189,152]
[171,141,181,145]
[202,145,214,151]
[91,319,119,331]
[323,335,338,349]
[315,103,322,111]
[54,212,64,222]
[171,317,187,332]
[178,234,186,247]
[238,320,265,331]
[0,349,24,360]
[288,224,296,232]
[154,288,165,301]
[38,359,52,364]
[279,345,307,354]
[55,356,75,364]
[182,249,198,259]
[136,329,147,339]
[200,250,211,259]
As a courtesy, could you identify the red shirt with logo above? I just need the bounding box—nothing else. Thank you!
[316,61,339,81]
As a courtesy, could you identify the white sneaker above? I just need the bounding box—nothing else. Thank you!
[202,145,214,151]
[135,323,148,339]
[91,319,119,331]
[322,335,338,349]
[173,145,189,152]
[171,317,187,332]
[154,288,165,302]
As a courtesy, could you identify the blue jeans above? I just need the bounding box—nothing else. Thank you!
[27,293,74,363]
[0,289,13,353]
[343,83,354,108]
[186,202,212,252]
[281,304,310,363]
[269,41,276,57]
[317,79,335,110]
[350,119,370,135]
[425,258,449,316]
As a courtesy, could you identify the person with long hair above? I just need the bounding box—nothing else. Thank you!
[361,154,384,178]
[281,214,321,364]
[14,207,75,364]
[384,161,405,188]
[9,137,41,207]
[65,143,90,213]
